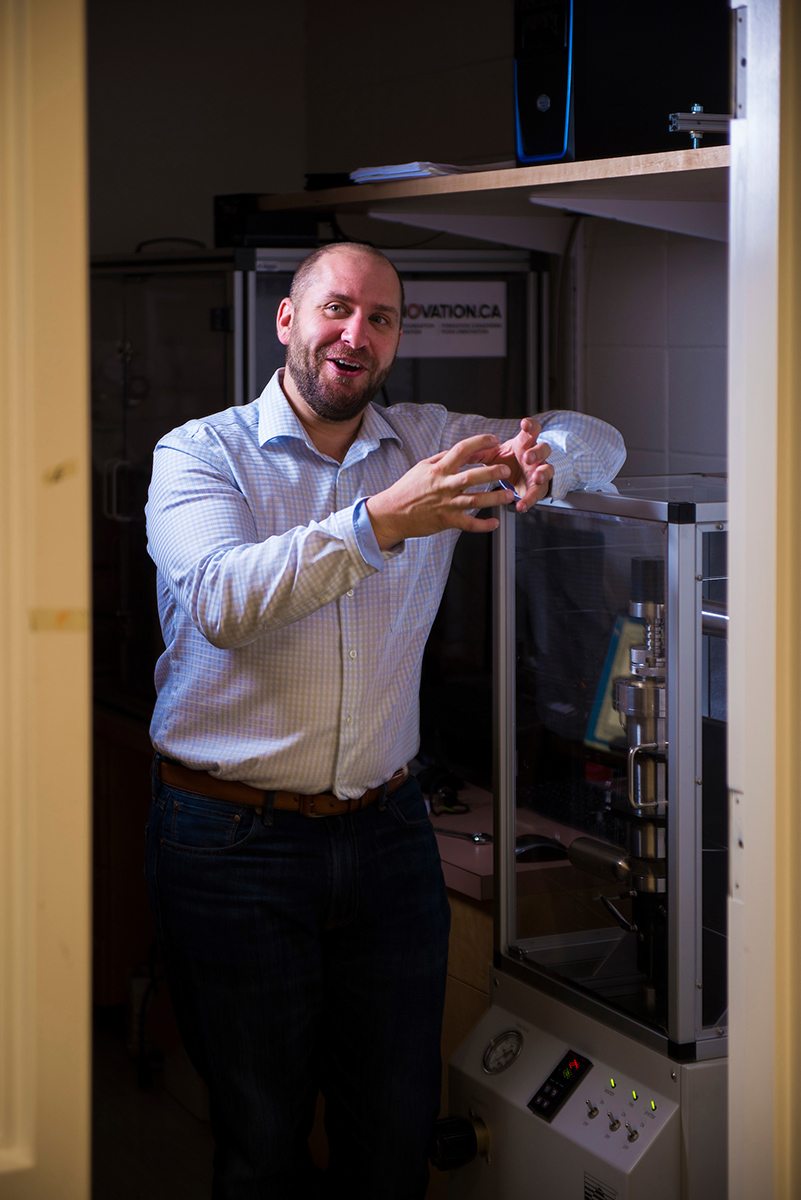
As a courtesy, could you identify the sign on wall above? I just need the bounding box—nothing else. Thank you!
[396,280,507,358]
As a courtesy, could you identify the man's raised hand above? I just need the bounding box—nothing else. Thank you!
[365,433,517,550]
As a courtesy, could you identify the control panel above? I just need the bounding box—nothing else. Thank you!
[569,1067,670,1157]
[529,1045,675,1165]
[445,961,723,1198]
[469,1018,678,1171]
[528,1049,592,1120]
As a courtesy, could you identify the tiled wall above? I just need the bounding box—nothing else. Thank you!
[583,220,728,478]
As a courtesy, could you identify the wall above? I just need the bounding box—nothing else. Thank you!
[582,219,728,477]
[88,0,518,258]
[304,0,516,174]
[87,0,307,256]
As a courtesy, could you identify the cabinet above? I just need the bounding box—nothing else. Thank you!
[93,706,155,1006]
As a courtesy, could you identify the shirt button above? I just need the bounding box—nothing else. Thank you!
[345,716,353,725]
[348,649,357,659]
[346,589,354,598]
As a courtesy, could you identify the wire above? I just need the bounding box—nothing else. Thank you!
[134,237,207,254]
[551,214,585,410]
[331,212,453,251]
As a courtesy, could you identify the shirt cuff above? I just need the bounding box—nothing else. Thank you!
[353,498,405,568]
[544,446,577,501]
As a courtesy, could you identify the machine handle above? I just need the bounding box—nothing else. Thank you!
[627,741,668,810]
[102,458,134,523]
[600,894,638,933]
[428,1115,489,1170]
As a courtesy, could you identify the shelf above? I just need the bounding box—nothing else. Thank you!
[259,146,729,248]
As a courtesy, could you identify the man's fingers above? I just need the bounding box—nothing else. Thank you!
[515,462,554,512]
[439,483,514,512]
[464,485,515,509]
[524,440,551,465]
[439,433,500,471]
[520,417,543,439]
[454,462,511,493]
[453,511,503,533]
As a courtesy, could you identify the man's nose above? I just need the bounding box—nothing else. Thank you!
[340,310,370,348]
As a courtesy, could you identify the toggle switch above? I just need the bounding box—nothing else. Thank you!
[607,1112,621,1132]
[586,1099,599,1119]
[625,1122,639,1142]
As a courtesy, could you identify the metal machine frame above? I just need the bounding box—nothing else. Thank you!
[445,477,728,1199]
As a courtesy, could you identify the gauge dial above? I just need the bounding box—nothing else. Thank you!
[482,1029,523,1074]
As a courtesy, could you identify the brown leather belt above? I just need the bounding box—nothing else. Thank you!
[156,758,408,818]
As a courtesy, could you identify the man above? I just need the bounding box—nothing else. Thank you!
[144,242,625,1200]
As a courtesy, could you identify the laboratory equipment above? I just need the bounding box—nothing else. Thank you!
[437,476,728,1199]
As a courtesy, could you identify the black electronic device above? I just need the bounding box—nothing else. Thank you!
[514,0,731,165]
[214,194,328,248]
[527,1049,593,1121]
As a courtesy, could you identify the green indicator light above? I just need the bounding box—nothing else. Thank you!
[632,1090,638,1101]
[610,1078,616,1089]
[651,1100,657,1111]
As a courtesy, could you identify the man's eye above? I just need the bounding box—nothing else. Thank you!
[325,303,344,314]
[372,314,389,326]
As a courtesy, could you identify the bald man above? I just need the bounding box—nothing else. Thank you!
[145,242,625,1200]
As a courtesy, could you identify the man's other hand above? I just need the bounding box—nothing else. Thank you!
[480,417,554,512]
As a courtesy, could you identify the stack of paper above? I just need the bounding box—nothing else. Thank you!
[350,161,515,184]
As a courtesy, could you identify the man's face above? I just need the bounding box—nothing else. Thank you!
[278,248,403,423]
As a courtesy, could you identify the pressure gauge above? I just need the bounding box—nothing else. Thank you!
[482,1029,523,1074]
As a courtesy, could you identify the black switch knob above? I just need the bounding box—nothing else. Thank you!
[428,1115,489,1171]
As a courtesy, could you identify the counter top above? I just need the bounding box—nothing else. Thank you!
[429,783,597,902]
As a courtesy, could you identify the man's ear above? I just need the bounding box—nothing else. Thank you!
[276,297,293,346]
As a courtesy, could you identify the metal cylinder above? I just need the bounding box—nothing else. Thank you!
[567,836,631,884]
[614,677,667,812]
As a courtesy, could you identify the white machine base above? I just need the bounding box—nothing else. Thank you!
[446,969,726,1200]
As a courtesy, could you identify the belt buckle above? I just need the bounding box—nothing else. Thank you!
[299,795,327,818]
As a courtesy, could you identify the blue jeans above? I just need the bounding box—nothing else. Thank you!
[145,764,451,1199]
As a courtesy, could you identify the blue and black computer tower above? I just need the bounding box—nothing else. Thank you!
[514,0,731,165]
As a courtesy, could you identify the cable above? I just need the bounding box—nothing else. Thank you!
[551,214,585,410]
[134,237,207,254]
[330,212,453,251]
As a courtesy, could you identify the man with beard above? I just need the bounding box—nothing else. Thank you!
[144,242,625,1200]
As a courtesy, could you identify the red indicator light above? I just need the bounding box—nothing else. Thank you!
[569,1058,580,1071]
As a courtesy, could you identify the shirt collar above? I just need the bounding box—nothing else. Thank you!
[257,369,403,456]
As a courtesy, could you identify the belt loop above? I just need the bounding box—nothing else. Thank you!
[152,754,165,799]
[377,781,389,812]
[259,790,276,826]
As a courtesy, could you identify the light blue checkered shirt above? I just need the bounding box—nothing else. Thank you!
[146,369,625,797]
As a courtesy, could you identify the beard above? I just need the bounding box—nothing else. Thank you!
[285,335,396,423]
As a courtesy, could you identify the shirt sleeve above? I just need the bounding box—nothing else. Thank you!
[146,444,387,650]
[535,410,627,500]
[440,408,626,501]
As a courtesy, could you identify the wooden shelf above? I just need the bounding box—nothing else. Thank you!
[259,146,730,248]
